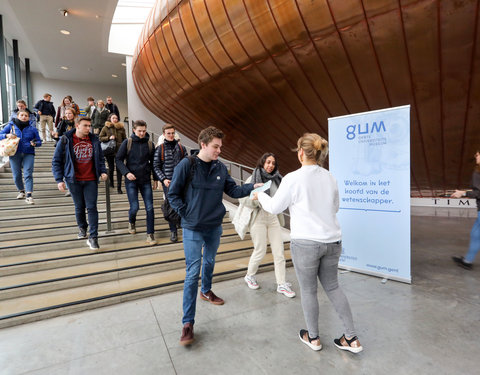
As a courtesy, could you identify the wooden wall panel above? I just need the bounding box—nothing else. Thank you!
[133,0,480,196]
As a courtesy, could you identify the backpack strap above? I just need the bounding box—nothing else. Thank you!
[178,142,184,158]
[127,137,152,155]
[183,156,196,197]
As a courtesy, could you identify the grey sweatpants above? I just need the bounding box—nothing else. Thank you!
[291,239,356,338]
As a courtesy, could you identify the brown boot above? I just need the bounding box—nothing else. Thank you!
[180,322,194,346]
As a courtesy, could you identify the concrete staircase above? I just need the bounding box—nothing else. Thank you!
[0,143,291,328]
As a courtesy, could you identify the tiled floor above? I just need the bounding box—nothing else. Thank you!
[0,215,478,374]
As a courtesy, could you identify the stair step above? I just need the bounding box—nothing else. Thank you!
[0,252,291,329]
[0,225,236,256]
[0,232,246,271]
[0,240,266,300]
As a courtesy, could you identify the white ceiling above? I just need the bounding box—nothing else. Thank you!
[1,0,129,85]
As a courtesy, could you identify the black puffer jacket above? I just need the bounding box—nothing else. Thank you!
[153,139,187,182]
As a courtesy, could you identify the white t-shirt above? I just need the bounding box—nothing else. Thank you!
[258,164,341,242]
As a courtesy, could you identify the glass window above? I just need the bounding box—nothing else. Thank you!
[5,39,15,117]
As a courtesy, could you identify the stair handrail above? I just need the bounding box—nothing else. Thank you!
[148,130,255,185]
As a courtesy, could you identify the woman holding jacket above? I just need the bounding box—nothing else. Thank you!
[99,113,127,193]
[0,110,42,204]
[253,133,363,354]
[234,153,295,298]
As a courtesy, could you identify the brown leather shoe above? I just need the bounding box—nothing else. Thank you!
[199,290,224,305]
[180,322,194,346]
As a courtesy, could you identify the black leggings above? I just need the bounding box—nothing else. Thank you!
[105,155,122,189]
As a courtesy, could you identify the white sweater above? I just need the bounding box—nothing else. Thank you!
[258,165,341,242]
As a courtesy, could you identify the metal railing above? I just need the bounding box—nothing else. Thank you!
[103,129,257,232]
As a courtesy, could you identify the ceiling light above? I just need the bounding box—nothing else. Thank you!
[60,30,70,35]
[121,63,127,67]
[63,10,69,17]
[61,66,68,70]
[112,74,118,78]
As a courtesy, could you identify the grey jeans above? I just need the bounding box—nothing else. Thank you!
[291,239,356,338]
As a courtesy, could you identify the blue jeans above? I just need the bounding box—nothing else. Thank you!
[125,180,155,234]
[162,183,177,232]
[182,225,223,324]
[9,153,35,192]
[69,180,99,238]
[465,211,480,263]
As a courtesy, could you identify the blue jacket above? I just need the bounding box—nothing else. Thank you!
[168,156,254,231]
[0,120,42,155]
[10,109,37,127]
[51,129,107,184]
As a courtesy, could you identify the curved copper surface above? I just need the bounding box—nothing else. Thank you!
[132,0,480,196]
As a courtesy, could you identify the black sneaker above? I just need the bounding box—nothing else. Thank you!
[334,334,363,353]
[78,227,87,239]
[452,256,473,270]
[87,237,100,250]
[170,231,178,243]
[299,329,322,351]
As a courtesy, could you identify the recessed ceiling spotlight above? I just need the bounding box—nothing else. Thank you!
[60,30,70,35]
[121,63,127,67]
[112,74,118,78]
[61,66,69,70]
[59,9,69,17]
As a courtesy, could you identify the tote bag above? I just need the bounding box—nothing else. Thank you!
[0,127,20,157]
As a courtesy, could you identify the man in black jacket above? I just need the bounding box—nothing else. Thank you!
[34,93,56,142]
[116,120,158,245]
[106,96,120,119]
[153,124,187,242]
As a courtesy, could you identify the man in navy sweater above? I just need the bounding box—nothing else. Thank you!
[168,126,261,346]
[34,93,56,142]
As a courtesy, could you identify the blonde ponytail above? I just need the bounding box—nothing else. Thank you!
[297,133,329,166]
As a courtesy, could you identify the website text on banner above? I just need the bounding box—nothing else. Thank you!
[328,105,411,283]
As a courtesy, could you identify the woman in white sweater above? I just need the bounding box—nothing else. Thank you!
[253,133,363,354]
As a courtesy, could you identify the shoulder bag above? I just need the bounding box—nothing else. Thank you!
[0,126,20,157]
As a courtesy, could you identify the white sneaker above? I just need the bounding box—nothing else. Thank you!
[25,197,35,205]
[244,275,259,290]
[277,283,296,298]
[16,192,25,199]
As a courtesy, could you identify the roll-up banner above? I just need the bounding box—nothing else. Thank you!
[328,105,411,283]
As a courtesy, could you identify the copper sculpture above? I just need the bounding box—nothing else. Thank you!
[132,0,480,196]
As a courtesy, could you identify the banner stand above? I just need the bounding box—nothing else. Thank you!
[329,105,411,284]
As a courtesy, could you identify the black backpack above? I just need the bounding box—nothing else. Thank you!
[161,156,196,228]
